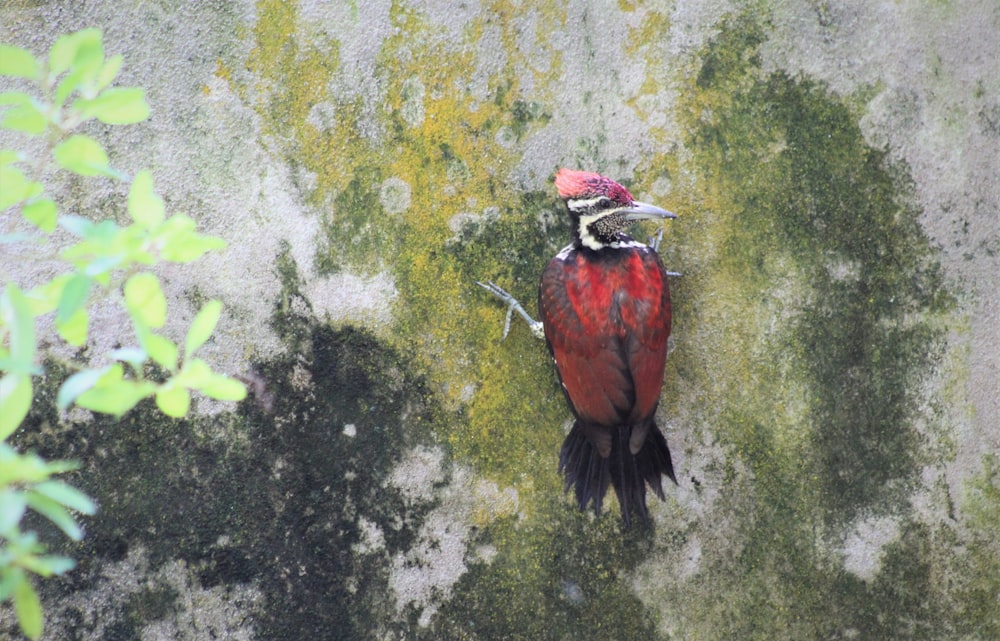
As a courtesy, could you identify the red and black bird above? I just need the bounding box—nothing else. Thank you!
[479,168,677,525]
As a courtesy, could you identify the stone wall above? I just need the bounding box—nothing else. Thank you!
[2,1,998,639]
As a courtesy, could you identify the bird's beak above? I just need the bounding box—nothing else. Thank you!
[622,201,676,221]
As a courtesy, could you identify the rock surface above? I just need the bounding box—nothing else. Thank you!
[2,1,998,639]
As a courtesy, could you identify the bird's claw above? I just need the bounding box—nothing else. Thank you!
[648,228,664,252]
[475,280,545,340]
[646,230,683,277]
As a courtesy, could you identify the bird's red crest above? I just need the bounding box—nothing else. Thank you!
[555,168,634,204]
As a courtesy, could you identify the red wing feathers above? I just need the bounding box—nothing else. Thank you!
[539,248,670,430]
[623,259,671,422]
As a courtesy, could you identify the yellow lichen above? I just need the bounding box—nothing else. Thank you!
[242,1,573,497]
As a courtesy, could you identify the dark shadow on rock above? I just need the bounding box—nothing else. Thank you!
[16,323,442,641]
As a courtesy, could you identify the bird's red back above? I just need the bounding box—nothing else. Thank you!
[539,245,671,433]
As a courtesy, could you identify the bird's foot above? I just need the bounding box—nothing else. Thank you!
[647,230,683,278]
[475,280,544,340]
[648,228,663,252]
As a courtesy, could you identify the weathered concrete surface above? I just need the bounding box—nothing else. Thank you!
[2,1,998,639]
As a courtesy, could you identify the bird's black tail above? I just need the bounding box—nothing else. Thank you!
[559,420,676,526]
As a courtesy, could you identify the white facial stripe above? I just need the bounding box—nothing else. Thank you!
[577,212,605,250]
[579,232,604,250]
[566,196,608,210]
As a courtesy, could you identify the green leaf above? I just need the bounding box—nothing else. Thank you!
[33,480,96,515]
[87,219,119,243]
[74,87,149,125]
[0,566,21,600]
[200,375,247,402]
[54,66,87,108]
[56,306,88,346]
[174,358,212,389]
[49,32,79,75]
[26,274,70,316]
[0,149,22,164]
[21,198,57,232]
[0,232,37,244]
[49,28,103,76]
[0,448,77,487]
[56,273,91,325]
[0,374,32,441]
[13,575,42,640]
[49,556,79,576]
[78,380,156,416]
[185,300,221,359]
[0,44,39,79]
[109,346,147,370]
[24,491,82,541]
[140,331,178,372]
[0,488,28,534]
[153,212,195,238]
[124,272,166,329]
[50,29,105,107]
[164,234,227,262]
[0,101,48,135]
[0,91,31,106]
[83,255,124,278]
[156,385,190,418]
[1,285,36,370]
[0,164,31,210]
[128,170,164,227]
[59,214,95,238]
[57,366,109,412]
[25,555,75,577]
[75,365,156,417]
[53,134,111,177]
[0,232,36,244]
[95,54,123,91]
[154,214,227,262]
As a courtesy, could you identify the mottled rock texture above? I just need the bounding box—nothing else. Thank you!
[2,1,998,639]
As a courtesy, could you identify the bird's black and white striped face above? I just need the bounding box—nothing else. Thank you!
[555,168,675,251]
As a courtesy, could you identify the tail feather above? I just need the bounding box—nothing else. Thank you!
[559,420,676,526]
[610,425,647,525]
[559,424,609,514]
[637,426,676,501]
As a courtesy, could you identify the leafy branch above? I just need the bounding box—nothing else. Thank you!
[1,28,246,639]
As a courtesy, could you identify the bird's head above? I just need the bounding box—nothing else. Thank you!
[555,168,675,251]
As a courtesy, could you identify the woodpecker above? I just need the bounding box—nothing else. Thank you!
[478,168,677,526]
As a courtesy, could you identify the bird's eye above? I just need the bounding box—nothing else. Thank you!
[595,197,612,209]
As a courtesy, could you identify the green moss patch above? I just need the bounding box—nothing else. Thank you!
[644,11,962,640]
